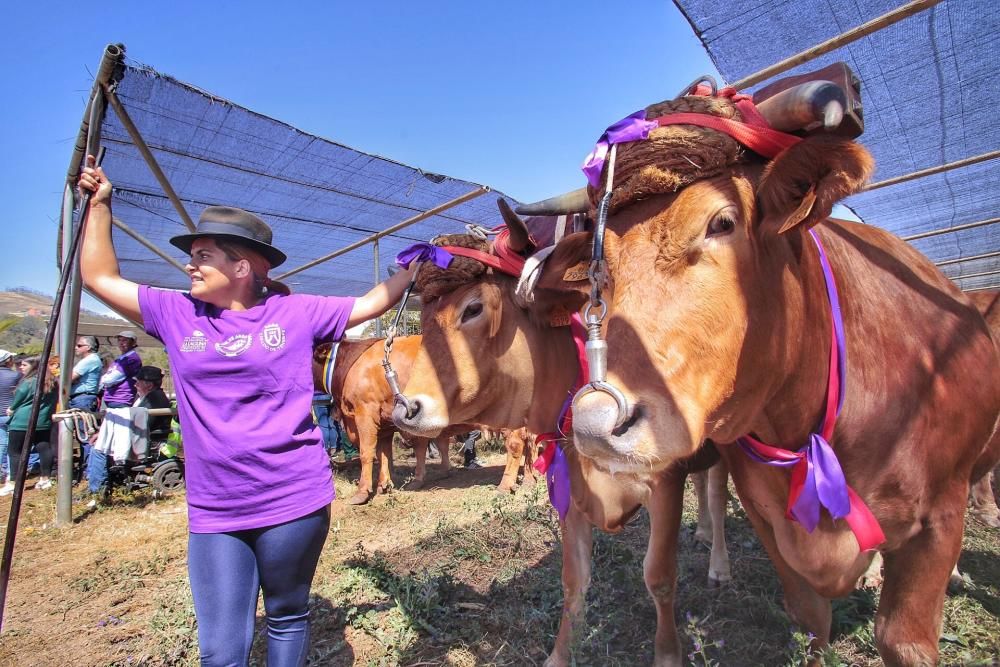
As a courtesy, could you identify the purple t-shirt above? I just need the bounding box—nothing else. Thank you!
[138,286,355,533]
[100,349,142,405]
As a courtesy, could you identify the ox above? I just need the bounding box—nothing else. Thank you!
[392,209,731,666]
[967,289,1000,527]
[512,96,1000,665]
[313,336,453,504]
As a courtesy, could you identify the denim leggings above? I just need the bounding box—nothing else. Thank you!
[188,506,330,667]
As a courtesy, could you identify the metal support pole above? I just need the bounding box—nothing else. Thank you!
[111,216,189,274]
[902,217,999,242]
[104,87,197,233]
[947,268,1000,281]
[731,0,943,90]
[373,238,383,337]
[56,185,80,526]
[936,251,1000,267]
[865,151,1000,192]
[276,185,490,281]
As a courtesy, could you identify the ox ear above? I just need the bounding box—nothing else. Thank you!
[497,198,532,253]
[532,232,593,322]
[756,136,874,235]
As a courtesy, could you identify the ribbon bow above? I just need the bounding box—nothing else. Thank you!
[581,110,659,188]
[395,243,454,269]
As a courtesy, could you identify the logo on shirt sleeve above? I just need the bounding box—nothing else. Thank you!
[260,323,286,351]
[181,330,207,353]
[215,334,254,357]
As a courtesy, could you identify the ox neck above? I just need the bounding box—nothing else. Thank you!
[525,320,581,435]
[751,226,842,445]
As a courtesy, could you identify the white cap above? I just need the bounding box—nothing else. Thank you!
[0,349,13,364]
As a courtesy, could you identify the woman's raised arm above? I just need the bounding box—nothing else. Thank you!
[78,155,142,323]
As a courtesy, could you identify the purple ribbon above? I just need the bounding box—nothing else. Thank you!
[738,434,851,533]
[547,444,571,520]
[581,110,659,188]
[395,243,454,269]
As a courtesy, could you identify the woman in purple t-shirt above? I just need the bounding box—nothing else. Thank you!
[79,156,417,666]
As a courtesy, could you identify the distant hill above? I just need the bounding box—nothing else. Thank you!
[0,287,127,354]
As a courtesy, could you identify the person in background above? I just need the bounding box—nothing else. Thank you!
[3,357,58,493]
[311,391,337,452]
[87,331,143,502]
[134,365,172,444]
[69,336,103,411]
[0,350,21,494]
[79,156,418,666]
[461,429,484,469]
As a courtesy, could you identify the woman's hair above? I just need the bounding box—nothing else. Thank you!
[18,357,57,394]
[78,335,99,352]
[215,239,292,297]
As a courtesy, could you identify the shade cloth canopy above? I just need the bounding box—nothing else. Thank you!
[674,0,998,290]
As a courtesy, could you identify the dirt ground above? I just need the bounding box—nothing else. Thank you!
[0,444,997,667]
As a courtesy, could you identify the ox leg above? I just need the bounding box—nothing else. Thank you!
[969,469,1000,528]
[738,495,832,650]
[522,435,539,487]
[498,431,525,494]
[707,461,732,586]
[544,504,593,667]
[408,437,428,490]
[875,491,966,667]
[646,475,685,667]
[692,471,712,545]
[375,431,395,495]
[347,422,378,505]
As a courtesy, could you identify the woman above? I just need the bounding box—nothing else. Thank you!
[78,155,417,666]
[3,357,58,493]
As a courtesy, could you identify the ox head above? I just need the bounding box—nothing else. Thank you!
[530,134,873,470]
[391,202,580,436]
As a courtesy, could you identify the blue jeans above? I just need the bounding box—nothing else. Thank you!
[188,507,330,666]
[88,449,109,494]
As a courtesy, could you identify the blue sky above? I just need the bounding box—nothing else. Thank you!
[0,1,718,315]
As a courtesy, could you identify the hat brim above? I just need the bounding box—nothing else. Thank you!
[170,233,288,268]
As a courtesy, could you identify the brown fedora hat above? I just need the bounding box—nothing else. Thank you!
[170,206,287,267]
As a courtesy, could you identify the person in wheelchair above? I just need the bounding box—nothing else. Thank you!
[134,365,172,451]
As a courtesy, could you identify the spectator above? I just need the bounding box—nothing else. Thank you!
[87,330,143,502]
[311,391,337,452]
[69,336,102,411]
[3,357,58,493]
[134,365,172,444]
[0,349,21,493]
[79,157,417,664]
[461,429,484,469]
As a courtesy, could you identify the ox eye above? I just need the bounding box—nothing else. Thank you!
[461,301,483,323]
[707,208,737,237]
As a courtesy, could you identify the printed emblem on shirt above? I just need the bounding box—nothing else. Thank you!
[260,323,286,352]
[215,334,254,357]
[181,330,207,353]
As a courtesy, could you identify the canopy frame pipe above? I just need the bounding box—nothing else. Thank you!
[936,250,1000,267]
[373,238,383,337]
[730,0,943,90]
[948,268,1000,282]
[56,184,82,526]
[901,217,998,243]
[64,44,124,190]
[111,216,190,274]
[275,186,491,281]
[865,151,1000,192]
[104,86,197,233]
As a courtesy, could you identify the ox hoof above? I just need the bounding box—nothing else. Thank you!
[708,571,732,588]
[542,655,569,667]
[496,482,517,495]
[376,483,394,496]
[406,478,426,491]
[970,509,1000,528]
[521,474,538,488]
[347,489,372,505]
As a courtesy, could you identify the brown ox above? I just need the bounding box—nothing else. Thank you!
[520,131,1000,664]
[495,427,541,493]
[967,289,1000,526]
[392,210,731,666]
[312,336,453,504]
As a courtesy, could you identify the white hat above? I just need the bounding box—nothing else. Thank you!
[0,349,12,364]
[117,330,138,341]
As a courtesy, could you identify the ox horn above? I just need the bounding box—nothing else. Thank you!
[514,187,591,216]
[754,81,850,136]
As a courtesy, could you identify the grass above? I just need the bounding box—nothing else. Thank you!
[0,448,997,666]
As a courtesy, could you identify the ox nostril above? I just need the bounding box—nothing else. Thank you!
[404,397,421,420]
[612,403,642,437]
